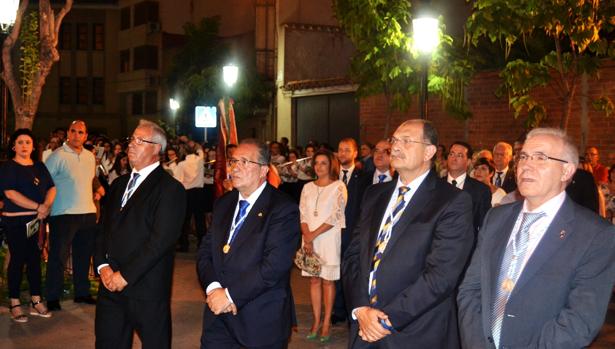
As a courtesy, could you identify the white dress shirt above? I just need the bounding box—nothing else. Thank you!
[493,166,509,186]
[340,164,355,185]
[447,172,467,189]
[507,190,567,274]
[372,169,393,184]
[205,181,268,302]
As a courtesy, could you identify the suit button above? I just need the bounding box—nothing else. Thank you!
[487,337,493,343]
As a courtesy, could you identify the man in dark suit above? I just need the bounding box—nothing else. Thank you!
[458,128,615,348]
[492,142,517,193]
[94,120,186,349]
[446,141,492,233]
[360,139,395,187]
[197,139,300,349]
[342,119,474,348]
[333,137,368,323]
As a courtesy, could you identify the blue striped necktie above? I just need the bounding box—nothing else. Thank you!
[378,174,387,183]
[491,211,545,347]
[369,186,409,305]
[121,173,140,207]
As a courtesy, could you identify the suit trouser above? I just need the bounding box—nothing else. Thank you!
[46,213,96,301]
[95,289,171,349]
[179,187,206,250]
[201,317,287,349]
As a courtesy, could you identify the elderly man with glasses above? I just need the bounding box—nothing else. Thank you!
[458,128,615,349]
[197,138,300,349]
[94,119,186,349]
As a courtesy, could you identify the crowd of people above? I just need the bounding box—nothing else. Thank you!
[0,117,614,349]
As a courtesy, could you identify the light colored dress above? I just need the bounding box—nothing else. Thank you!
[299,180,347,280]
[491,187,507,206]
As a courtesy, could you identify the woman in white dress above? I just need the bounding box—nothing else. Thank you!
[299,149,347,343]
[472,157,506,206]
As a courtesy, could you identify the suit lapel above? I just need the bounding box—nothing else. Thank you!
[512,197,575,294]
[120,166,163,213]
[224,185,272,259]
[382,171,437,258]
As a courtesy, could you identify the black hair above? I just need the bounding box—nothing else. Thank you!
[8,128,39,161]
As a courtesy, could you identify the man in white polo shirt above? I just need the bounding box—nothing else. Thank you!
[45,120,97,311]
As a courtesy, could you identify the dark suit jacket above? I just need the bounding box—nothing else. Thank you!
[458,197,615,348]
[342,170,474,348]
[566,169,600,214]
[460,177,492,234]
[499,168,517,193]
[197,184,300,347]
[95,165,187,301]
[342,167,368,253]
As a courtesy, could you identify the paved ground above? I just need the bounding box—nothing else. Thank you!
[0,252,613,348]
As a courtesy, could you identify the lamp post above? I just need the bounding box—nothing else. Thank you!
[412,16,439,119]
[223,64,238,88]
[0,0,19,150]
[169,97,180,135]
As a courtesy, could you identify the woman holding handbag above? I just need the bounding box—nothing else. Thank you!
[299,149,347,343]
[0,129,56,323]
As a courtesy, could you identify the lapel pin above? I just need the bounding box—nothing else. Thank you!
[559,230,566,239]
[258,212,263,217]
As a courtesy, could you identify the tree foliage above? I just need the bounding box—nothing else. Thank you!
[333,0,474,136]
[168,17,270,135]
[466,0,615,130]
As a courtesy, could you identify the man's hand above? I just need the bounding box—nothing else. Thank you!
[206,288,232,315]
[355,306,392,343]
[99,266,115,291]
[110,271,128,292]
[224,303,238,315]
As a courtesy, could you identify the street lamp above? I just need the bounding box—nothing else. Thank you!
[223,64,238,88]
[413,16,439,119]
[169,97,180,135]
[0,0,19,150]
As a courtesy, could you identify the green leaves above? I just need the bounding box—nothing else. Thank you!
[19,11,40,102]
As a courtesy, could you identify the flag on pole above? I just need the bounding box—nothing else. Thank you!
[228,98,238,145]
[214,101,228,198]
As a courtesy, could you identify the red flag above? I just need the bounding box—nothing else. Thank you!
[228,98,238,145]
[267,164,282,188]
[214,104,228,198]
[218,99,229,146]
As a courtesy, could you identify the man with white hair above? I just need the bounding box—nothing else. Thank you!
[458,128,615,348]
[492,142,516,193]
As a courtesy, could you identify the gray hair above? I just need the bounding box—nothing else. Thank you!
[138,119,167,154]
[493,141,513,156]
[239,138,271,165]
[525,127,579,167]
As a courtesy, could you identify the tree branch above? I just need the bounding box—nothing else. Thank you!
[2,0,29,112]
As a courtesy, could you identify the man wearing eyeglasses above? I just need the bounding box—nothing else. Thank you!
[458,128,615,349]
[342,119,474,348]
[446,141,492,234]
[197,139,300,348]
[94,119,186,349]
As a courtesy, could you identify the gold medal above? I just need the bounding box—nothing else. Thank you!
[223,244,231,254]
[501,278,514,292]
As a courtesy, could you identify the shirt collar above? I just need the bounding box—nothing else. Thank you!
[496,166,509,174]
[396,169,430,194]
[130,161,159,179]
[238,180,267,206]
[447,172,467,185]
[375,169,391,177]
[522,190,567,218]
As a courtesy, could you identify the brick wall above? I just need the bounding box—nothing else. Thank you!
[359,60,615,163]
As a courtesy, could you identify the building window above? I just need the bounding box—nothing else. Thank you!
[93,78,104,105]
[120,50,130,73]
[120,7,131,30]
[77,78,88,104]
[133,1,159,27]
[59,77,72,104]
[59,23,72,50]
[133,45,158,70]
[93,24,104,50]
[144,91,157,114]
[132,93,143,115]
[77,23,88,50]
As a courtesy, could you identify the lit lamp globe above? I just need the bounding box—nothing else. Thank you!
[412,17,439,55]
[223,65,238,88]
[169,98,180,111]
[0,0,19,32]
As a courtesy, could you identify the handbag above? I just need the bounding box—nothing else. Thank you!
[294,247,323,276]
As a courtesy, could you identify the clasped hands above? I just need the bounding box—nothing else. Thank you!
[206,288,237,315]
[355,306,393,343]
[99,266,128,292]
[36,203,51,220]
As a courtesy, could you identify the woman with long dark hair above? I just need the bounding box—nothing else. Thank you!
[0,129,56,322]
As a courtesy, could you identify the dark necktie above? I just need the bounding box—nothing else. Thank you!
[495,172,503,187]
[378,174,387,183]
[121,173,140,207]
[452,179,458,188]
[369,186,410,305]
[342,169,349,185]
[491,211,545,346]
